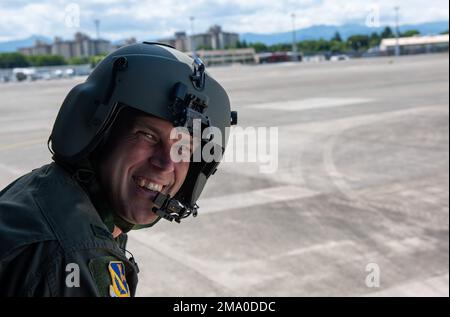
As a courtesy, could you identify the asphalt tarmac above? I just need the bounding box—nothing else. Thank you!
[0,53,448,296]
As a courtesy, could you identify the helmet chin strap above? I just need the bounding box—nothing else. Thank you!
[151,192,198,223]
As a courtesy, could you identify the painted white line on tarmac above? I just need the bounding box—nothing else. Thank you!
[198,185,318,215]
[0,163,24,176]
[284,104,447,135]
[0,122,52,134]
[247,97,374,111]
[280,240,356,258]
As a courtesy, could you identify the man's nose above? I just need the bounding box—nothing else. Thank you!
[149,145,175,173]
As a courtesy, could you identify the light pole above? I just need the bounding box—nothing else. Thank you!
[94,19,100,39]
[189,16,196,57]
[394,6,400,56]
[291,13,298,61]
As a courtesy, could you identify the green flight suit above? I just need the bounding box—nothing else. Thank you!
[0,163,139,297]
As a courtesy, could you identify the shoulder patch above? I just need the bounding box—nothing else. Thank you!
[108,261,130,297]
[89,256,130,297]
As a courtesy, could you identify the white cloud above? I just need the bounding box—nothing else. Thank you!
[0,0,448,41]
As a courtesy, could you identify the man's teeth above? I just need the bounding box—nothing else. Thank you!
[146,183,163,192]
[137,178,163,192]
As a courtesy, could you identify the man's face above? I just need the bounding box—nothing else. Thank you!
[97,109,190,225]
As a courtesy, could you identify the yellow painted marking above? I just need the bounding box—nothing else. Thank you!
[0,139,45,151]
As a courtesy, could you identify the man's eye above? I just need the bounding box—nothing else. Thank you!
[139,132,157,142]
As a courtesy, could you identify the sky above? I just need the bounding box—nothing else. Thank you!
[0,0,448,42]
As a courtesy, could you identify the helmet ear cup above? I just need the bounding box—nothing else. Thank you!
[50,55,130,163]
[50,82,99,161]
[50,86,122,163]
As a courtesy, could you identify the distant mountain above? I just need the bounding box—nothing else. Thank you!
[241,21,449,45]
[0,35,51,53]
[0,36,130,53]
[1,21,448,52]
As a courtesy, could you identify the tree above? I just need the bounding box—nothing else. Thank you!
[329,40,347,53]
[27,54,67,66]
[298,40,319,54]
[68,56,90,65]
[269,43,291,52]
[0,52,30,68]
[369,32,382,47]
[401,29,420,37]
[347,35,370,51]
[249,42,269,53]
[235,40,248,49]
[89,54,107,68]
[316,38,332,52]
[381,26,394,38]
[196,45,213,50]
[332,31,342,42]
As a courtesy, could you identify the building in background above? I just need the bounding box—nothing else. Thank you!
[110,37,137,51]
[380,34,449,55]
[157,32,188,52]
[52,37,73,60]
[191,25,239,51]
[208,25,239,50]
[19,40,52,56]
[158,25,239,52]
[19,32,111,59]
[192,48,257,66]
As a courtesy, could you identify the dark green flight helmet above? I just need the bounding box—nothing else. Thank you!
[49,42,237,224]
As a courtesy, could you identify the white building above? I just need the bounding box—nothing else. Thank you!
[159,25,239,53]
[19,32,111,60]
[190,48,256,66]
[380,34,449,55]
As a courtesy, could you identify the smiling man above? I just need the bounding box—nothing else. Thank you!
[0,43,237,297]
[95,109,192,228]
